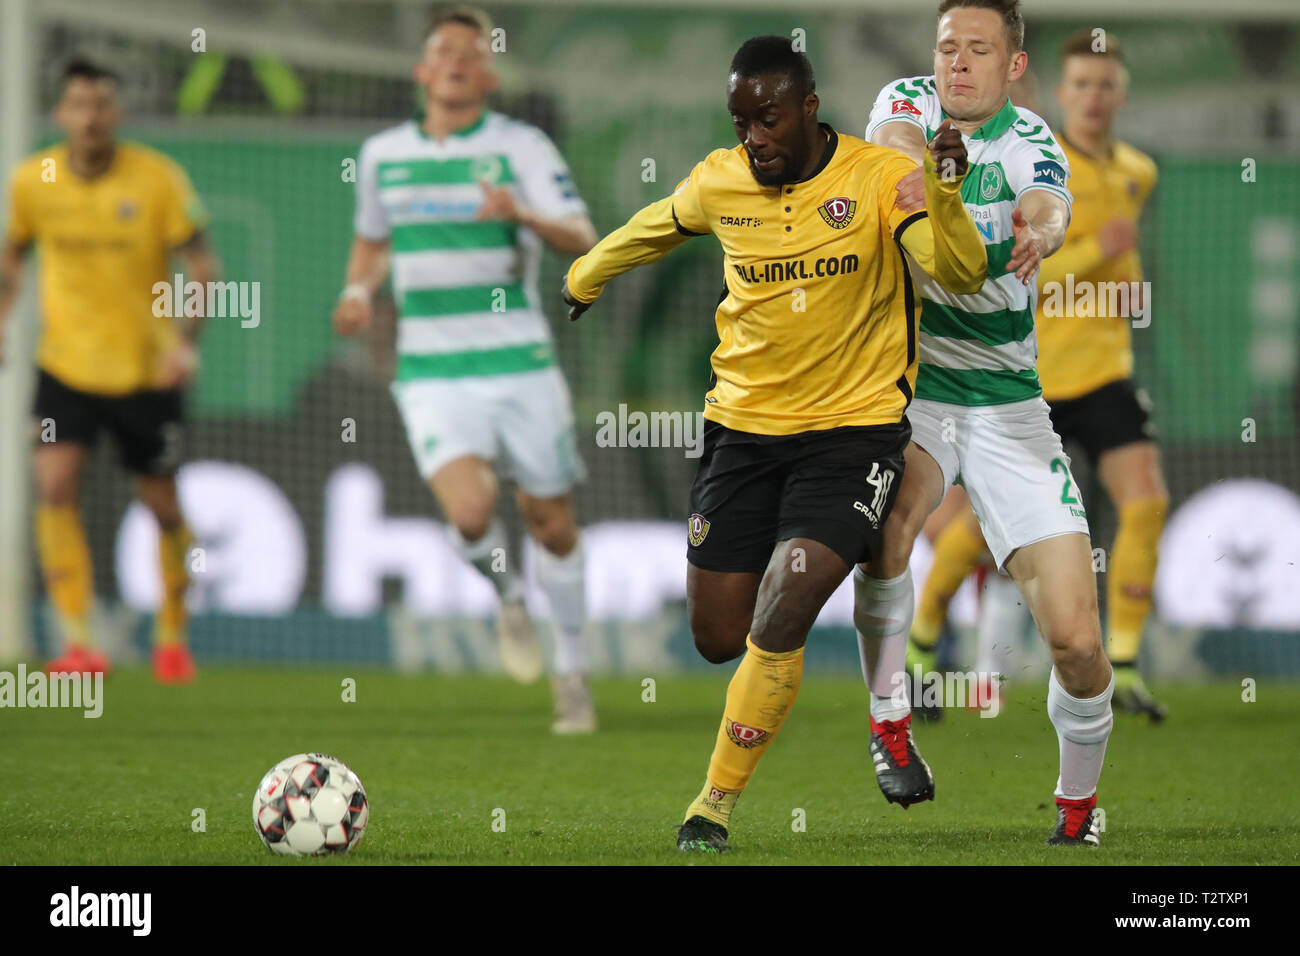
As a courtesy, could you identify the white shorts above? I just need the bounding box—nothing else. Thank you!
[390,367,586,498]
[907,395,1091,569]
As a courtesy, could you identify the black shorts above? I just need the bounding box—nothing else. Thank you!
[686,419,910,573]
[32,369,186,475]
[1047,378,1156,465]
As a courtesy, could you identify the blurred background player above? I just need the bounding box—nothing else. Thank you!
[0,58,218,684]
[332,7,600,733]
[907,31,1167,722]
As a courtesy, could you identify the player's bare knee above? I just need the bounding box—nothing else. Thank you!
[531,517,577,557]
[750,595,815,654]
[690,615,747,664]
[37,476,78,507]
[447,504,495,543]
[146,501,184,530]
[1046,622,1104,673]
[135,478,183,528]
[877,518,919,578]
[518,495,576,554]
[693,632,746,665]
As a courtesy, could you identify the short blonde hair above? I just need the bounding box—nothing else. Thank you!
[1059,31,1129,87]
[426,5,495,42]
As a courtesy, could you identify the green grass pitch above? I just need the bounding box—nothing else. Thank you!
[3,669,1298,865]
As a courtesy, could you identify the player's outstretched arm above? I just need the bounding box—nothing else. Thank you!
[1035,216,1137,290]
[562,194,701,321]
[174,231,222,334]
[1005,190,1070,285]
[869,118,927,212]
[156,231,222,388]
[871,120,927,165]
[333,236,391,337]
[477,182,597,256]
[897,121,987,295]
[526,213,597,256]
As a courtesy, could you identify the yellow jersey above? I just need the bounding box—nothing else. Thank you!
[567,126,985,435]
[5,142,208,395]
[1034,137,1157,401]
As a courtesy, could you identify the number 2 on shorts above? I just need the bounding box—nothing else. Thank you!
[1050,457,1078,505]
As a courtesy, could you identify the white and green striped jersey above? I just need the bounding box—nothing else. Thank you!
[867,76,1072,406]
[355,110,588,380]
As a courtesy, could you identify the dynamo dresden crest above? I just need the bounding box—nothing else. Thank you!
[688,513,711,547]
[726,719,769,749]
[818,197,857,229]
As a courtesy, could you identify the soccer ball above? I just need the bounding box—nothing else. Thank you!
[252,753,369,856]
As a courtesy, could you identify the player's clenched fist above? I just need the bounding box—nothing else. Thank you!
[927,119,968,180]
[333,288,371,337]
[561,278,591,322]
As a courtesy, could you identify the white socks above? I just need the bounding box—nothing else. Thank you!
[449,518,526,604]
[854,566,914,722]
[1047,667,1114,799]
[452,520,588,676]
[534,539,587,677]
[976,571,1025,680]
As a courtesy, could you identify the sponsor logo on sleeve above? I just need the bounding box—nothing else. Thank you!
[891,99,922,116]
[1032,160,1067,190]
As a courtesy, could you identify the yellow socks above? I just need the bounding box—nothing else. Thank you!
[156,523,193,647]
[914,512,988,648]
[1108,498,1166,663]
[685,636,804,828]
[35,506,195,650]
[35,504,93,648]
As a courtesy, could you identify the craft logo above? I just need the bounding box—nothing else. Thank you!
[818,197,857,229]
[688,513,711,547]
[726,719,769,748]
